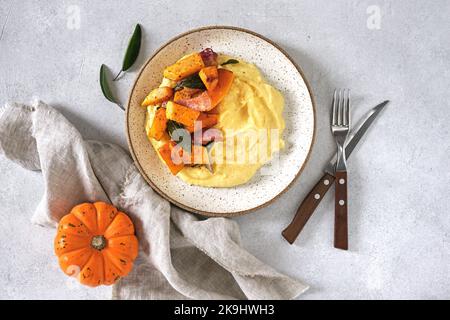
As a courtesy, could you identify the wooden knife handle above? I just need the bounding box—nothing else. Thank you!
[334,171,348,250]
[282,173,335,244]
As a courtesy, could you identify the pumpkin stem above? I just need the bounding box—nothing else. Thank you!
[91,235,107,251]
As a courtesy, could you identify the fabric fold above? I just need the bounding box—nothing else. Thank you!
[0,100,308,300]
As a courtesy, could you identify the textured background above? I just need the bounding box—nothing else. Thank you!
[0,0,449,299]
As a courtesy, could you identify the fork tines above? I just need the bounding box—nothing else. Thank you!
[332,89,351,128]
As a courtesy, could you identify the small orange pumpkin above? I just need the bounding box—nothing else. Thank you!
[54,202,139,287]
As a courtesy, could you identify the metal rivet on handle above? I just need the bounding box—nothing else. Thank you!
[324,179,330,186]
[314,194,321,200]
[339,179,346,185]
[339,200,345,206]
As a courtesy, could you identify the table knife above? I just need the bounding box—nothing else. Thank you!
[282,100,389,244]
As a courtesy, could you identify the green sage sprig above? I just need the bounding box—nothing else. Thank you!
[100,24,142,109]
[100,64,123,110]
[114,24,142,81]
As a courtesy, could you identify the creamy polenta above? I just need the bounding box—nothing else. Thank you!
[145,55,285,188]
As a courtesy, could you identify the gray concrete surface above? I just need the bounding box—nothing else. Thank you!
[0,0,449,300]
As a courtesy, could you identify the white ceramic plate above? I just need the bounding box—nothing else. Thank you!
[126,26,315,217]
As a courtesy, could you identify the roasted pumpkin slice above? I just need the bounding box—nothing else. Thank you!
[141,87,173,107]
[158,142,185,175]
[166,101,201,127]
[186,113,219,133]
[199,66,219,91]
[163,53,205,81]
[174,87,202,102]
[148,107,168,141]
[208,69,235,107]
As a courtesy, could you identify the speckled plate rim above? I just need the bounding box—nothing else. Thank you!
[125,25,316,217]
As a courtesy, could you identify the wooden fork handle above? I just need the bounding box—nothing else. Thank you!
[282,173,335,244]
[334,171,348,250]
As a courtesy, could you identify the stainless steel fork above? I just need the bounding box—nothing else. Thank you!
[331,89,351,250]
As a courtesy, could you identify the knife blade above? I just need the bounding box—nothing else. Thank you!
[282,100,389,244]
[324,100,389,176]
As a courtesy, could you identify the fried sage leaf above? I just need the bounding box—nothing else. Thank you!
[166,120,184,138]
[221,59,239,66]
[174,74,206,91]
[167,120,191,154]
[100,64,123,110]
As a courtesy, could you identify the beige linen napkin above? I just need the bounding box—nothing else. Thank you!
[0,100,308,300]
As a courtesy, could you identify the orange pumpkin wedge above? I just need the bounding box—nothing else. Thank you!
[199,66,219,91]
[158,142,184,175]
[163,53,205,81]
[177,144,210,165]
[208,69,235,107]
[174,88,202,103]
[148,107,167,141]
[186,113,219,133]
[54,202,139,287]
[141,87,174,107]
[166,101,201,127]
